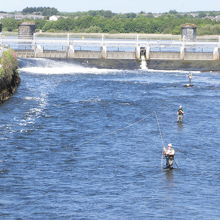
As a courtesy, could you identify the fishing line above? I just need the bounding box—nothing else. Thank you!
[154,111,166,169]
[73,112,154,150]
[154,111,165,148]
[154,112,179,169]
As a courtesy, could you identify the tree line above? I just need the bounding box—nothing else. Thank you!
[22,7,59,16]
[1,9,220,35]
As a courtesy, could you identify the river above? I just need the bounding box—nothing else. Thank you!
[0,58,220,219]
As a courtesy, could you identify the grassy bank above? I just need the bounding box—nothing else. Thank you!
[0,49,20,103]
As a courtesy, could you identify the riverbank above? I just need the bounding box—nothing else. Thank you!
[0,49,20,104]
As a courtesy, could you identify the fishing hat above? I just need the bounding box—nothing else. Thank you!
[168,143,172,147]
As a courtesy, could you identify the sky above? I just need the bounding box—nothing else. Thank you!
[1,0,220,13]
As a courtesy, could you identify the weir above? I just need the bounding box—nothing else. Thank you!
[1,36,220,61]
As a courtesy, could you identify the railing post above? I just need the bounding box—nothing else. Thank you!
[35,44,43,57]
[146,43,150,60]
[136,45,140,59]
[101,34,104,45]
[68,44,75,58]
[67,33,70,46]
[101,34,107,58]
[101,45,107,59]
[213,46,220,60]
[136,34,139,44]
[180,42,185,60]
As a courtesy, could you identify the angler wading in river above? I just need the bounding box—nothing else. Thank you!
[177,105,184,122]
[163,143,175,169]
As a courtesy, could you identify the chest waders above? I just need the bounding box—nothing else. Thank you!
[165,155,174,169]
[177,110,184,122]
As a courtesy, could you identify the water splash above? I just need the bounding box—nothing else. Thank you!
[140,55,148,70]
[19,58,122,75]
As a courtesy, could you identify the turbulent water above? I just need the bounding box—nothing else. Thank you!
[0,59,220,219]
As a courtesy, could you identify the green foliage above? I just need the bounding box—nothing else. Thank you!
[87,10,115,18]
[1,18,18,31]
[169,10,178,14]
[198,12,207,18]
[39,12,220,34]
[84,26,103,33]
[0,67,4,77]
[2,10,220,34]
[0,49,18,79]
[22,7,59,16]
[34,19,47,30]
[198,24,220,35]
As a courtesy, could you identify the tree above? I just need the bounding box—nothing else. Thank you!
[198,12,207,18]
[169,10,178,14]
[1,18,18,31]
[22,7,59,16]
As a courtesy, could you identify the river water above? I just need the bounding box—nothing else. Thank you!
[0,59,220,219]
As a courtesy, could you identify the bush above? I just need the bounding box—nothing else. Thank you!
[0,49,18,80]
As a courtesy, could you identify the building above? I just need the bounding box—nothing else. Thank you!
[18,22,36,39]
[49,15,60,21]
[181,24,197,41]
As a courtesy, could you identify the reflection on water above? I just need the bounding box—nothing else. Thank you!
[165,169,174,184]
[177,121,184,129]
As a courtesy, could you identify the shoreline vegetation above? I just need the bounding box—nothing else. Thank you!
[0,49,20,104]
[1,9,220,35]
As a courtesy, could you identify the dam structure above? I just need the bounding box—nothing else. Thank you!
[0,34,220,61]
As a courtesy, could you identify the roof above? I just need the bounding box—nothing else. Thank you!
[181,23,197,28]
[19,22,36,26]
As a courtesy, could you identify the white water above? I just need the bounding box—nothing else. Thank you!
[19,58,202,75]
[140,55,148,70]
[19,58,122,75]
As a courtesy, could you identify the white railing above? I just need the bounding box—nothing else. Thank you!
[0,38,219,48]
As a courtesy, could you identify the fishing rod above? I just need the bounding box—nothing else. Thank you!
[154,111,179,169]
[154,111,166,169]
[174,158,179,168]
[154,111,165,149]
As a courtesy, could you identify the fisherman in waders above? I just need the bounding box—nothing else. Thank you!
[188,72,192,85]
[163,143,175,169]
[177,105,184,122]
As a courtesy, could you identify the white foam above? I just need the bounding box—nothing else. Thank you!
[19,66,122,74]
[139,68,201,74]
[24,96,41,101]
[19,58,122,74]
[19,58,202,75]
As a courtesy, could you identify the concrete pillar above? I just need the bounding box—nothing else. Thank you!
[213,47,220,60]
[181,24,197,42]
[67,45,75,58]
[146,45,150,60]
[136,46,141,59]
[101,45,107,59]
[69,45,74,53]
[34,44,43,57]
[180,44,185,60]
